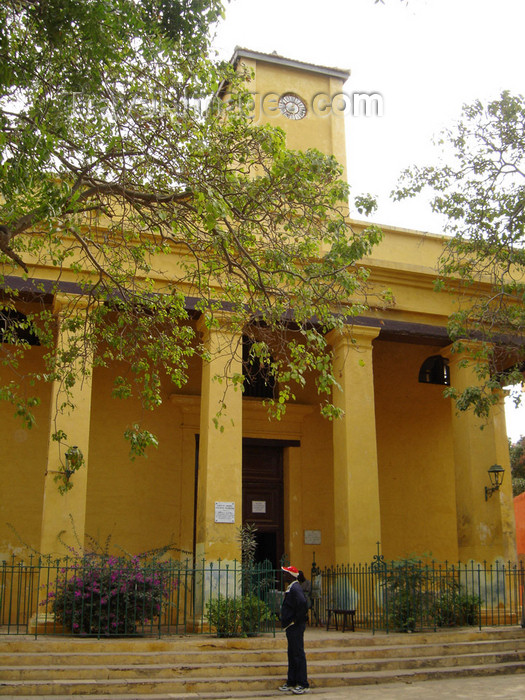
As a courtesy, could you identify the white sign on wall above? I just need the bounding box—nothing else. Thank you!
[304,529,322,545]
[215,501,235,524]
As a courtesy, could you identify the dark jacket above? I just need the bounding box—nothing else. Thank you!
[281,580,308,628]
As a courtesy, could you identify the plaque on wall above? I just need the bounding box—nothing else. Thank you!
[252,500,267,514]
[304,529,321,545]
[215,501,235,523]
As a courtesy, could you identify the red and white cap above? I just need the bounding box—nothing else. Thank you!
[281,565,299,577]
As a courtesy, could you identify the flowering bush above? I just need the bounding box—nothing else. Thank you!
[44,553,175,635]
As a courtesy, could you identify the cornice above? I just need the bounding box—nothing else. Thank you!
[169,393,314,439]
[231,47,350,82]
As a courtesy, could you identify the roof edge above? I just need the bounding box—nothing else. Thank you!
[231,47,351,82]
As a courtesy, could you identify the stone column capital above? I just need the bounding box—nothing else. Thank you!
[326,323,380,350]
[52,293,93,316]
[196,310,243,341]
[196,311,243,366]
[442,340,489,364]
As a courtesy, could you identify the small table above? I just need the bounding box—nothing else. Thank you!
[326,608,356,632]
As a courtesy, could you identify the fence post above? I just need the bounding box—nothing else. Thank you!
[370,546,386,634]
[519,561,525,629]
[477,562,482,631]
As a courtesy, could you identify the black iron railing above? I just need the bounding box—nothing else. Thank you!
[1,555,524,637]
[311,558,525,633]
[0,556,280,638]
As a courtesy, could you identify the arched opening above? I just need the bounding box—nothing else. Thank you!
[418,354,450,386]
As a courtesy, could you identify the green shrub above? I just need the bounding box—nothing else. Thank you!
[241,594,273,635]
[382,557,481,632]
[207,593,272,637]
[432,590,481,627]
[383,557,429,632]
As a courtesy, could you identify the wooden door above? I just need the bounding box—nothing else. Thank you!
[242,443,284,568]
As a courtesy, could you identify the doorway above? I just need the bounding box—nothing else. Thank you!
[242,441,285,569]
[254,531,278,567]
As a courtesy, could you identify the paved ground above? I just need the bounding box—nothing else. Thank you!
[303,674,525,698]
[25,675,525,699]
[7,675,525,699]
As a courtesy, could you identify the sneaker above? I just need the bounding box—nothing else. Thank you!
[278,683,294,692]
[292,687,310,695]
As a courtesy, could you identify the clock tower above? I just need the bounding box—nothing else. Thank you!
[229,48,350,180]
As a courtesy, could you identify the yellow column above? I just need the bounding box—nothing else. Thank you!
[283,446,303,565]
[40,296,94,557]
[326,325,381,564]
[196,314,243,563]
[445,345,517,563]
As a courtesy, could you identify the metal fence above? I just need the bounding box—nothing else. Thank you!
[0,556,282,638]
[1,555,524,637]
[311,557,525,634]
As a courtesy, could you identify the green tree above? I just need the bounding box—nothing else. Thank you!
[510,435,525,496]
[0,0,382,454]
[393,92,525,418]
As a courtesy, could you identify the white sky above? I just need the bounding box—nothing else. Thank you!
[213,0,525,443]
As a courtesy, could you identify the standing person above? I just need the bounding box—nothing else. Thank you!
[297,570,313,620]
[278,565,310,694]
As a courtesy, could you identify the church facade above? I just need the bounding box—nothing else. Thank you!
[0,49,517,572]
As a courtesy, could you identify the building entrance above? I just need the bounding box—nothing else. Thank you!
[242,441,284,569]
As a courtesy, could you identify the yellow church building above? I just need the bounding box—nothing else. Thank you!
[0,48,517,574]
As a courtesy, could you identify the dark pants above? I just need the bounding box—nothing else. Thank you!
[286,622,308,688]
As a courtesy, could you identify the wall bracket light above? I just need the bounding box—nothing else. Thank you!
[53,446,84,495]
[485,464,505,501]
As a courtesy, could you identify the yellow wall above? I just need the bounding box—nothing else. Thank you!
[295,410,335,569]
[0,345,51,558]
[374,341,459,561]
[85,362,189,557]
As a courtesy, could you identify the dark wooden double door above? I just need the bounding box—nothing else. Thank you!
[242,442,284,570]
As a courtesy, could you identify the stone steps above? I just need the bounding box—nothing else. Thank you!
[2,624,521,651]
[2,645,525,680]
[0,627,523,696]
[1,636,523,666]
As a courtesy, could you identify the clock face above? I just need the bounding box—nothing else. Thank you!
[278,93,307,120]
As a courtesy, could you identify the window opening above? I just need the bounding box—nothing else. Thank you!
[418,354,450,386]
[242,337,276,399]
[0,309,40,346]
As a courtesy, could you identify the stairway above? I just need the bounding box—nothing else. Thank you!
[0,626,524,697]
